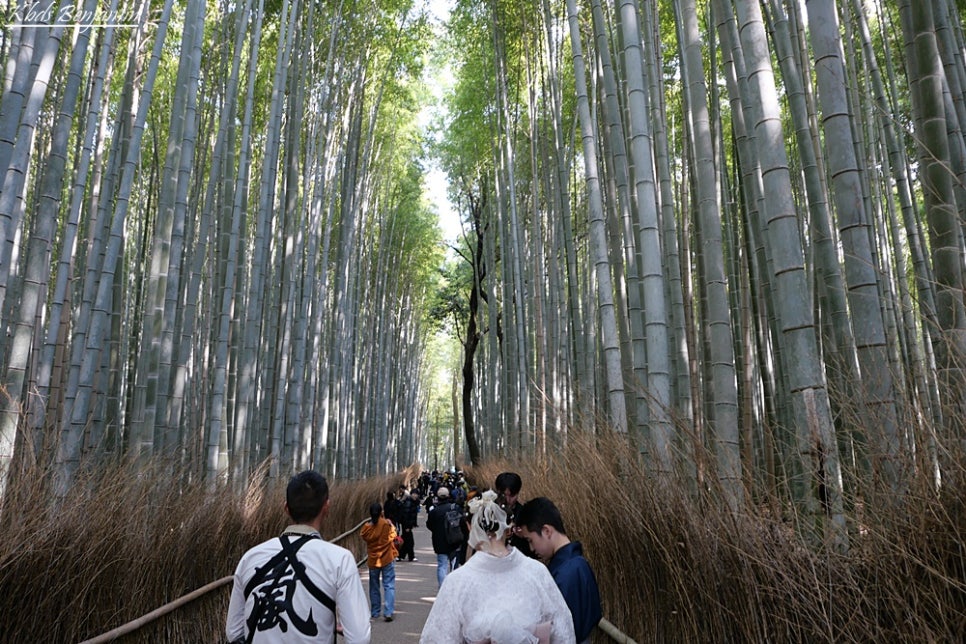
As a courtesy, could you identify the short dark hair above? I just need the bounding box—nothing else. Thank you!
[286,471,329,522]
[494,471,522,496]
[516,497,567,535]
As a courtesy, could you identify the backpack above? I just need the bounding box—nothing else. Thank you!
[442,504,464,546]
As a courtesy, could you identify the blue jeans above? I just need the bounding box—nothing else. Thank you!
[435,551,457,588]
[368,562,395,617]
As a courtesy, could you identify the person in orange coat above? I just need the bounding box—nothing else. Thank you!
[360,502,398,621]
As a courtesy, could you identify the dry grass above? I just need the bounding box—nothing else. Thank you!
[0,461,408,643]
[464,432,966,643]
[1,442,964,642]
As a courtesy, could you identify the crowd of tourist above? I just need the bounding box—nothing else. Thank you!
[226,468,603,644]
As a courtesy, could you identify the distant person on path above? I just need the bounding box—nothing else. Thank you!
[516,497,603,644]
[425,486,464,588]
[383,489,402,533]
[494,472,524,520]
[398,490,420,562]
[226,470,371,644]
[419,490,575,643]
[360,502,398,622]
[495,471,535,558]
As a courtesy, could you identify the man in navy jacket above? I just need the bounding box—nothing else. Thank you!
[516,497,603,644]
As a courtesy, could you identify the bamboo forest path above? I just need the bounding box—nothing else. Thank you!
[361,523,438,643]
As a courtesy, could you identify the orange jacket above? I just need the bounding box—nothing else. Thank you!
[360,516,398,568]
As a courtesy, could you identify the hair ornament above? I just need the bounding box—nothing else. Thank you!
[468,489,499,515]
[467,489,510,550]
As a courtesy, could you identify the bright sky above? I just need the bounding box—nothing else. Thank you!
[426,165,461,244]
[421,0,462,246]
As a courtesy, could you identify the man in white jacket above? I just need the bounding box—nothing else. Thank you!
[226,470,371,644]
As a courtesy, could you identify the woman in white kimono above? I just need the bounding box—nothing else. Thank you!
[419,490,576,644]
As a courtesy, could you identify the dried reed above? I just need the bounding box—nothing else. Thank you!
[1,440,964,642]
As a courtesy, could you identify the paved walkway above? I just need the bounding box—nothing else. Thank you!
[360,523,439,643]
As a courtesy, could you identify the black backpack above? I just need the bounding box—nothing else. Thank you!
[442,504,464,546]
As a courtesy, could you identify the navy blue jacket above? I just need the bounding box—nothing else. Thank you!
[547,541,603,642]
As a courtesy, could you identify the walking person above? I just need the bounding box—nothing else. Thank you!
[425,486,463,588]
[495,471,535,558]
[419,490,575,643]
[398,490,420,562]
[516,497,603,644]
[383,489,402,533]
[360,502,398,622]
[226,470,371,644]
